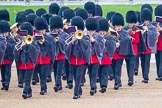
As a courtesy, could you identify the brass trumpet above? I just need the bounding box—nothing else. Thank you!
[75,30,84,39]
[10,23,18,38]
[65,30,84,45]
[24,35,34,45]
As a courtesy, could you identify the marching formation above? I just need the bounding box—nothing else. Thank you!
[0,2,162,100]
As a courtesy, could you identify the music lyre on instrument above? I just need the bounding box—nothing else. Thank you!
[34,31,44,44]
[156,16,162,36]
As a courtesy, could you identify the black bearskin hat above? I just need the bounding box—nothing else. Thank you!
[41,13,52,25]
[36,8,47,17]
[85,17,98,31]
[0,20,10,33]
[95,4,103,16]
[98,18,109,31]
[84,2,95,16]
[63,9,75,23]
[136,11,141,23]
[24,9,35,15]
[58,6,70,18]
[49,3,60,15]
[49,15,63,30]
[141,4,153,14]
[106,11,116,21]
[34,17,48,30]
[126,10,137,23]
[75,8,88,20]
[71,16,84,31]
[26,13,37,26]
[112,13,124,26]
[20,22,33,36]
[141,8,152,22]
[155,5,162,16]
[0,9,10,21]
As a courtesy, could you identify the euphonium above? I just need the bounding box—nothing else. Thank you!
[24,35,33,45]
[10,23,18,38]
[75,30,83,39]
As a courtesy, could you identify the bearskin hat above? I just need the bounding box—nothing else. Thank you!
[36,8,47,17]
[49,15,63,30]
[141,8,152,22]
[95,4,103,17]
[98,18,109,31]
[155,5,162,16]
[0,20,10,33]
[20,22,33,36]
[71,16,84,31]
[49,3,60,15]
[0,9,10,21]
[112,13,124,26]
[63,9,75,23]
[126,10,137,23]
[34,17,48,30]
[85,17,98,31]
[75,8,88,20]
[84,2,95,16]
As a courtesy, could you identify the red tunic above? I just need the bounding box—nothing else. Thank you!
[36,53,51,64]
[1,57,11,65]
[157,34,162,51]
[54,51,65,61]
[90,54,99,64]
[18,59,35,70]
[113,51,126,60]
[70,55,86,65]
[130,31,140,55]
[100,53,112,65]
[139,44,152,54]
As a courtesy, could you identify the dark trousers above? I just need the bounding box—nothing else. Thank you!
[81,64,87,84]
[65,60,69,84]
[15,62,20,84]
[67,62,74,85]
[19,69,33,94]
[34,64,48,90]
[46,63,53,79]
[53,60,65,87]
[140,54,151,80]
[69,64,84,96]
[88,63,99,90]
[99,64,110,88]
[125,55,136,82]
[108,65,114,78]
[1,64,12,86]
[112,59,124,85]
[134,55,139,72]
[32,67,39,82]
[155,51,162,78]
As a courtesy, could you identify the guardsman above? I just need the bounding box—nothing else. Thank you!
[123,10,140,86]
[153,5,162,81]
[86,17,104,95]
[65,16,91,99]
[33,17,53,95]
[111,13,134,90]
[98,18,116,93]
[0,20,15,91]
[138,8,157,83]
[14,22,39,99]
[49,15,68,92]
